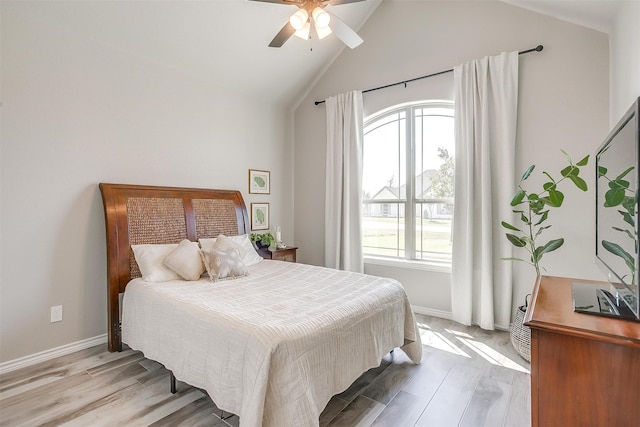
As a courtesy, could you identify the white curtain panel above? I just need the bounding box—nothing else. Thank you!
[325,90,364,273]
[451,51,519,330]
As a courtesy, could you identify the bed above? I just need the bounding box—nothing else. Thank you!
[99,183,422,427]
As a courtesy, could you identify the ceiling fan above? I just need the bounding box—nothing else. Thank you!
[250,0,366,49]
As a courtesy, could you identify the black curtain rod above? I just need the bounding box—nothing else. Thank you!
[314,44,544,106]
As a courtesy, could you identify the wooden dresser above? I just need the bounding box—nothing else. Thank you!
[524,275,640,426]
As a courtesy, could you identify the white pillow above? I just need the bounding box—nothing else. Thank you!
[131,243,181,282]
[199,234,263,267]
[163,239,205,281]
[200,247,248,282]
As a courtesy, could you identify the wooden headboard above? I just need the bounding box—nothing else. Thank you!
[99,183,250,352]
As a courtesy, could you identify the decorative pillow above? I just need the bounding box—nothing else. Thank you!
[131,243,181,282]
[199,234,263,267]
[200,247,248,282]
[212,234,245,254]
[163,239,205,281]
[198,237,217,251]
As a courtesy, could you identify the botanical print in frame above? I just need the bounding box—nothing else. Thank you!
[251,203,270,231]
[249,169,270,194]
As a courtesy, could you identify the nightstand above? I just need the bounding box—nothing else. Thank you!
[257,246,298,263]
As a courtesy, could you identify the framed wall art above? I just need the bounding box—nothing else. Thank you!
[249,169,270,194]
[251,203,270,231]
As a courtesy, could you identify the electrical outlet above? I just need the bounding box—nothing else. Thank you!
[50,305,63,323]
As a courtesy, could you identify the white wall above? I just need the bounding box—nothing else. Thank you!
[610,0,640,122]
[0,4,294,363]
[294,0,609,323]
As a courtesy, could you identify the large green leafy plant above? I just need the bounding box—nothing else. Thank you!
[502,151,589,276]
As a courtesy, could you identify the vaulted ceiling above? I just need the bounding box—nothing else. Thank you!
[503,0,621,33]
[14,0,620,107]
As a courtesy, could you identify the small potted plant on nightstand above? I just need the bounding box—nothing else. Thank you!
[250,232,275,249]
[502,150,589,361]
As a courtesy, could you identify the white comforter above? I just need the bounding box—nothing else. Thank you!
[122,260,422,427]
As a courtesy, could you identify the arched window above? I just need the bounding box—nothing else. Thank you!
[362,101,454,264]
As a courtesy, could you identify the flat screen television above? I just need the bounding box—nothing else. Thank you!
[590,96,640,320]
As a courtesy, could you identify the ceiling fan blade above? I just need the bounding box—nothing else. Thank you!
[327,12,363,49]
[269,22,296,47]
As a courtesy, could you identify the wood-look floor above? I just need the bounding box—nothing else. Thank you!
[0,314,531,426]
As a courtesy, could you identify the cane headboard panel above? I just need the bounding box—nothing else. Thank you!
[99,183,250,351]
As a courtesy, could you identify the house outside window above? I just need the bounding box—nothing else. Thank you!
[362,101,454,264]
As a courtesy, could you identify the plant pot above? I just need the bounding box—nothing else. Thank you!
[510,295,531,362]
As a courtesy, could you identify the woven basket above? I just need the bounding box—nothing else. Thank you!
[510,294,531,362]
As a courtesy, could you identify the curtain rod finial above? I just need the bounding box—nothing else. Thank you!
[535,45,543,52]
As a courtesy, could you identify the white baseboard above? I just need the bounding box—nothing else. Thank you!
[412,306,511,331]
[411,305,453,320]
[0,334,107,375]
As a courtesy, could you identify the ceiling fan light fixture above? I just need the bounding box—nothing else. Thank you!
[255,0,362,49]
[289,9,309,30]
[315,24,332,40]
[312,7,331,28]
[294,21,311,40]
